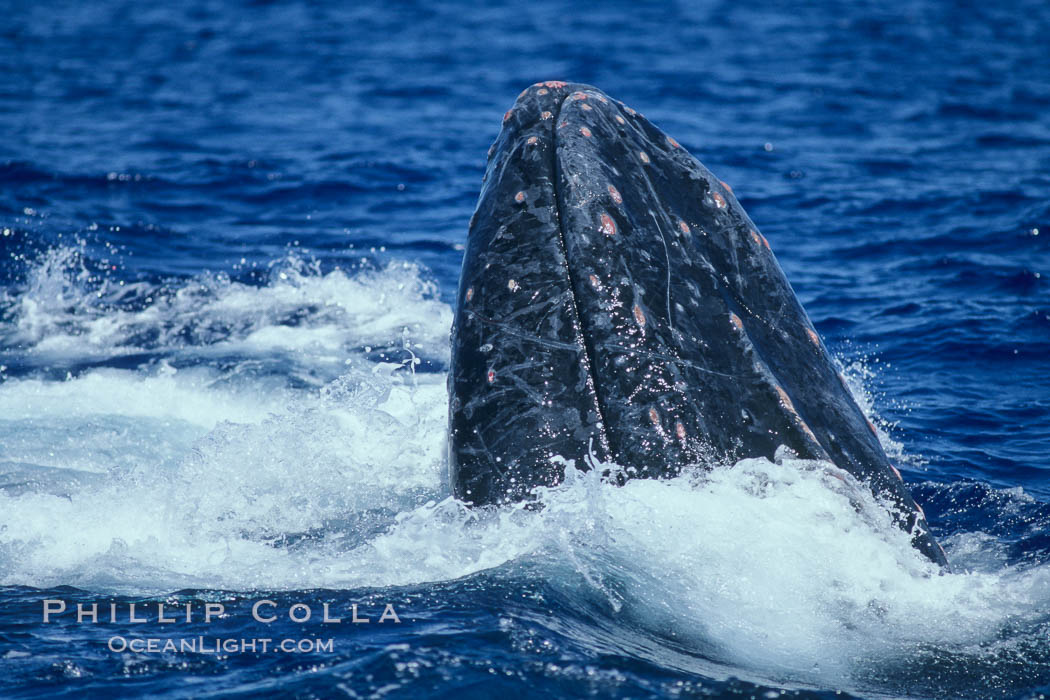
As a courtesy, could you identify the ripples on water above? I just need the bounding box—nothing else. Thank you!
[1,1,1048,698]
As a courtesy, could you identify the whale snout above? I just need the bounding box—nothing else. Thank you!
[451,82,949,568]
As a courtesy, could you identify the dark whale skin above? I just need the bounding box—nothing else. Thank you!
[448,81,948,568]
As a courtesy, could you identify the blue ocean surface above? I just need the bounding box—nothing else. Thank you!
[1,1,1049,698]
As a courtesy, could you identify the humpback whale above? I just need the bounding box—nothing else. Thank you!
[448,81,948,568]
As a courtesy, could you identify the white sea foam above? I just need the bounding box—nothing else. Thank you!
[0,247,1046,693]
[1,246,450,377]
[0,246,455,590]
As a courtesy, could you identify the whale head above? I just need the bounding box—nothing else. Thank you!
[449,82,948,568]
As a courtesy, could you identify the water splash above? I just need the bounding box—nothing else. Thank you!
[1,248,1048,696]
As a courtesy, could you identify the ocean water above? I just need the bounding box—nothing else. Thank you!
[1,1,1049,698]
